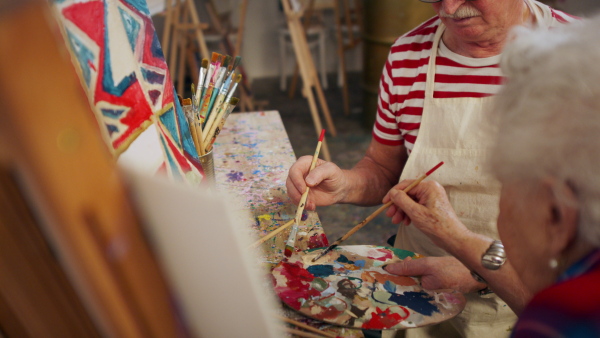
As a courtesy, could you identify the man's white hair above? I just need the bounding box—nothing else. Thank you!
[490,15,600,246]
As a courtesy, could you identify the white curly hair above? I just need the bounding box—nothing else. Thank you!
[490,15,600,246]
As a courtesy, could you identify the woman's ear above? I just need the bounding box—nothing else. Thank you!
[542,177,579,256]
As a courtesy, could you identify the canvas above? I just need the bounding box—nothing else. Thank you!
[272,245,466,330]
[52,0,204,182]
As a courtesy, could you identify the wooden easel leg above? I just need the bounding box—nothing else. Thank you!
[162,0,174,65]
[186,0,209,59]
[333,0,350,115]
[167,4,180,83]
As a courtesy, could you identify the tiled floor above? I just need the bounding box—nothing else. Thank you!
[251,72,399,247]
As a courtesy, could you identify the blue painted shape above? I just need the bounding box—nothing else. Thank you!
[337,254,355,265]
[307,265,335,278]
[158,107,181,146]
[354,260,366,268]
[174,96,198,157]
[388,291,439,316]
[107,124,119,136]
[159,134,182,180]
[102,1,137,96]
[151,32,165,59]
[65,29,95,87]
[101,108,126,119]
[118,7,141,52]
[383,280,396,293]
[121,0,151,16]
[141,68,165,85]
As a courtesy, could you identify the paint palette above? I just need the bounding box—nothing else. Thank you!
[272,245,466,330]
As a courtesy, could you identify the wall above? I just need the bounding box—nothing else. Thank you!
[151,0,600,81]
[559,0,600,16]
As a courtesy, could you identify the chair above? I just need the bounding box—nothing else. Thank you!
[279,15,328,91]
[332,0,362,115]
[280,0,338,161]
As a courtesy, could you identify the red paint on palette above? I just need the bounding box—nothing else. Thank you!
[363,307,409,329]
[307,233,329,249]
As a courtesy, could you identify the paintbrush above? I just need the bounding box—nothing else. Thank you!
[275,315,337,338]
[284,129,326,257]
[205,97,239,153]
[195,58,208,107]
[205,55,231,119]
[224,73,242,104]
[198,53,220,114]
[311,161,445,263]
[203,73,238,144]
[249,219,295,249]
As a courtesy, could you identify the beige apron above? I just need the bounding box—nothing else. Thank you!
[389,23,515,338]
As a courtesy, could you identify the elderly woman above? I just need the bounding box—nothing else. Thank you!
[383,16,600,337]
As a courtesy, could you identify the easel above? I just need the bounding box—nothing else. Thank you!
[281,0,337,162]
[0,2,186,336]
[288,0,361,116]
[201,0,260,112]
[161,0,210,95]
[333,0,362,116]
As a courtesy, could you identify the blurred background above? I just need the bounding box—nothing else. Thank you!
[148,0,600,246]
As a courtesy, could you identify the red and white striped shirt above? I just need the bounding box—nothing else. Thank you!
[372,2,578,153]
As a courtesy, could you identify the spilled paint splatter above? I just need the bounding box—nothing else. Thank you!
[226,170,245,182]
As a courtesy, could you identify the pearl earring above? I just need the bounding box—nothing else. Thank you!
[549,258,558,269]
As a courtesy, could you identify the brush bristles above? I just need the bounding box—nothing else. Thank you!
[201,58,209,68]
[211,52,219,63]
[223,55,232,68]
[232,55,242,71]
[235,74,242,83]
[230,97,240,105]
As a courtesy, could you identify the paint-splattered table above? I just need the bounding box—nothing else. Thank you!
[213,111,364,338]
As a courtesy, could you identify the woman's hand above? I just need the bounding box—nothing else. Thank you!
[383,180,470,252]
[286,156,348,210]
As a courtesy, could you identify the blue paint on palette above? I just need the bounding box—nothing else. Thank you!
[388,291,439,316]
[307,265,335,278]
[383,280,396,293]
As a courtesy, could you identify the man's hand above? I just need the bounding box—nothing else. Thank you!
[384,256,486,294]
[286,156,348,210]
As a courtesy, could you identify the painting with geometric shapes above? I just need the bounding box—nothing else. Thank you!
[51,0,204,182]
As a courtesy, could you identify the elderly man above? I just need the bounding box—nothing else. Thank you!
[286,0,576,336]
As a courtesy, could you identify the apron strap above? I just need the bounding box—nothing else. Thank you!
[424,24,445,100]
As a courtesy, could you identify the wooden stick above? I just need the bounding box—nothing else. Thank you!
[284,327,329,338]
[311,161,445,262]
[284,129,326,257]
[248,219,294,249]
[276,315,337,338]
